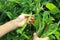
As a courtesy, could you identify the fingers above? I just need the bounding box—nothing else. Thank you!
[31,16,34,20]
[24,14,30,18]
[43,37,49,40]
[33,33,38,38]
[27,18,34,24]
[33,33,49,40]
[20,14,34,19]
[25,16,29,18]
[33,33,41,40]
[24,14,34,24]
[22,14,30,17]
[18,14,34,24]
[25,15,34,19]
[29,19,34,24]
[27,16,34,24]
[18,14,30,19]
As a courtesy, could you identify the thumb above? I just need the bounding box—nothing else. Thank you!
[33,33,38,39]
[43,37,49,40]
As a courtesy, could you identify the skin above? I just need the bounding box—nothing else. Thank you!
[0,14,49,40]
[33,33,49,40]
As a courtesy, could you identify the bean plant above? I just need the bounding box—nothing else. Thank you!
[0,0,60,40]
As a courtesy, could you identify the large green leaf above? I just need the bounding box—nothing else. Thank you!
[43,11,54,23]
[41,23,58,37]
[46,3,60,14]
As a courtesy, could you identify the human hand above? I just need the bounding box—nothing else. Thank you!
[33,33,49,40]
[15,14,34,27]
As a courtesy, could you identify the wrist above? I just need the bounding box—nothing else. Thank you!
[11,19,18,28]
[14,18,22,27]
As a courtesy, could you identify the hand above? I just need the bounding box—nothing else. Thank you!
[33,33,49,40]
[15,14,34,27]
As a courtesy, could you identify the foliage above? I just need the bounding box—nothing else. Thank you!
[0,0,60,40]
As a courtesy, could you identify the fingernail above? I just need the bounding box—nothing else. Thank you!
[31,20,34,24]
[25,16,29,18]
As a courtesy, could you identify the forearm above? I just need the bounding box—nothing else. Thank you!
[0,19,18,37]
[0,14,32,37]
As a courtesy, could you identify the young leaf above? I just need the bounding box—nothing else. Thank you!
[43,11,50,22]
[35,0,41,14]
[46,3,60,14]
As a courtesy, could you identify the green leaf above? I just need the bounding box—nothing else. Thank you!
[35,0,41,14]
[43,11,54,24]
[54,31,60,40]
[49,16,54,20]
[41,23,58,37]
[46,16,54,24]
[46,3,60,14]
[6,12,13,19]
[36,14,45,37]
[34,14,41,28]
[43,11,50,22]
